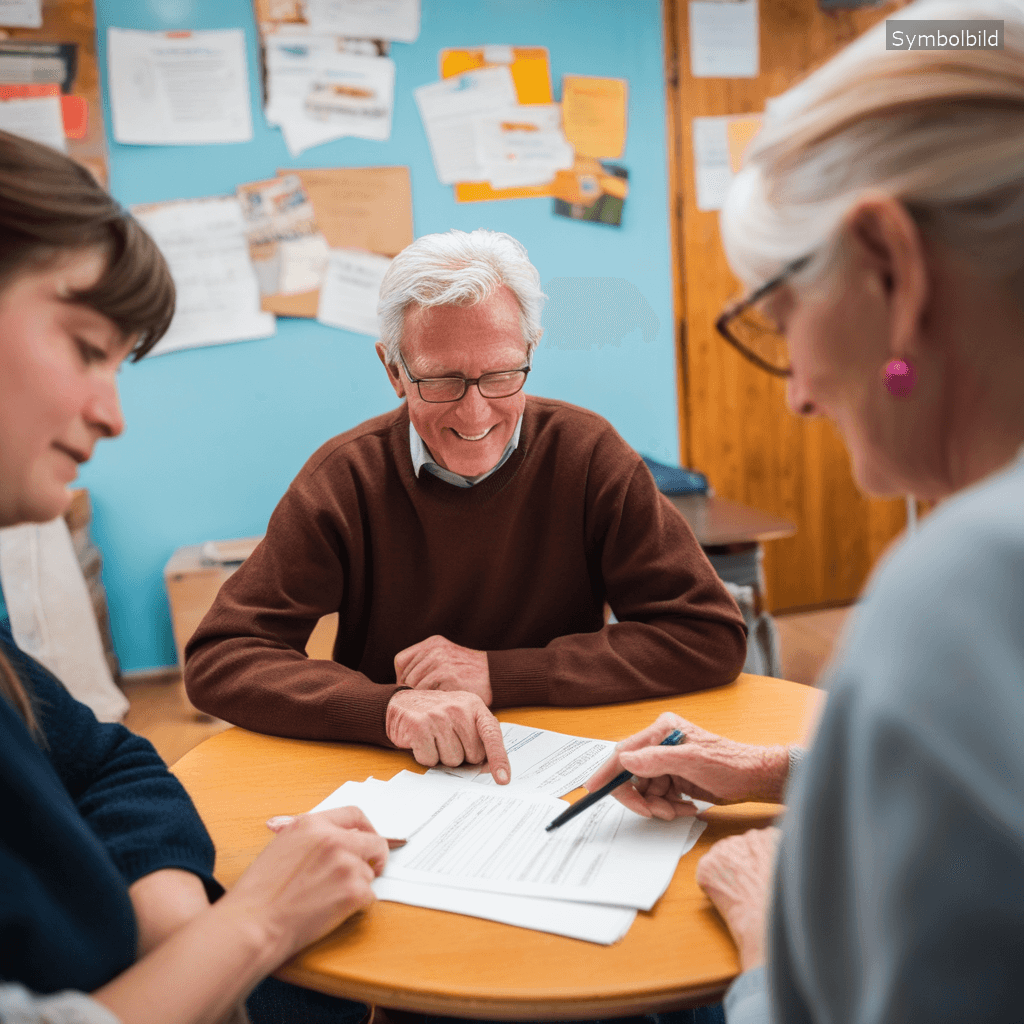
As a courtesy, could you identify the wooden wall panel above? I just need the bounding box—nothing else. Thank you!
[663,0,911,613]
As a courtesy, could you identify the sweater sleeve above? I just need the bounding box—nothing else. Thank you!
[2,639,221,900]
[0,984,121,1024]
[184,467,399,747]
[488,441,747,707]
[724,967,771,1024]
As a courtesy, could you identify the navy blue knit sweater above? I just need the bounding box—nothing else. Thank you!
[0,619,222,993]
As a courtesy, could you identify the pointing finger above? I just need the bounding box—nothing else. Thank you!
[474,709,510,784]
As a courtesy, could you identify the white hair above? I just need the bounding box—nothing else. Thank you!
[720,0,1024,298]
[376,229,546,365]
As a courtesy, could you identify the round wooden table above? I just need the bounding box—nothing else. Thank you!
[172,674,822,1020]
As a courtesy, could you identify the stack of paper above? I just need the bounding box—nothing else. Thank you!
[414,65,573,189]
[263,31,395,156]
[258,1,420,156]
[307,723,707,944]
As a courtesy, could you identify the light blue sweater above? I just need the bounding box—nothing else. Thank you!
[726,444,1024,1024]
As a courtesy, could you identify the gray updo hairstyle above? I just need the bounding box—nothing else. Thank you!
[376,229,546,365]
[720,0,1024,300]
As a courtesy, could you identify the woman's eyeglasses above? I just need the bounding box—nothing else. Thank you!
[714,255,811,378]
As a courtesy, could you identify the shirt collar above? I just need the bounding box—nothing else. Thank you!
[409,414,524,488]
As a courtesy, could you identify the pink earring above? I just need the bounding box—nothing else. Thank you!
[884,358,916,397]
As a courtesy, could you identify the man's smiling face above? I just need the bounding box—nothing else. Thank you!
[383,285,529,478]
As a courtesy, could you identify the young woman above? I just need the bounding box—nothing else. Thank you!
[0,130,385,1024]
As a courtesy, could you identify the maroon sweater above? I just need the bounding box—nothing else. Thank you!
[184,398,747,746]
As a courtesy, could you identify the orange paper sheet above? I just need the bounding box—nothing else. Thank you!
[561,75,627,159]
[726,116,762,173]
[440,47,554,203]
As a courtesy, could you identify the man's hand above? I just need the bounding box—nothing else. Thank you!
[583,712,791,819]
[128,868,211,958]
[386,689,510,783]
[695,826,781,972]
[394,635,492,704]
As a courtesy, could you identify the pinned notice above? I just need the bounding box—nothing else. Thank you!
[561,75,627,159]
[237,174,330,299]
[0,0,41,28]
[0,95,66,152]
[132,197,275,357]
[302,0,420,43]
[689,0,759,78]
[107,28,254,145]
[317,248,392,336]
[692,114,762,211]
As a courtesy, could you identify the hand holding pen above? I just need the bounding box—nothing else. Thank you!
[546,728,687,831]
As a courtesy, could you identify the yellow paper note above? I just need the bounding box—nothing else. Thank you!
[561,75,627,159]
[726,116,761,173]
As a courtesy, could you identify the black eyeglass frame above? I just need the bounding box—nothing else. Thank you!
[714,254,812,378]
[397,351,532,404]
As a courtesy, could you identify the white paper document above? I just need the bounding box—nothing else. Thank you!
[692,115,734,211]
[0,96,66,152]
[373,877,636,945]
[474,104,574,189]
[302,0,420,43]
[309,770,640,943]
[689,0,759,78]
[0,0,41,28]
[429,722,616,797]
[265,39,394,155]
[107,28,254,145]
[414,65,518,184]
[386,786,703,911]
[133,197,276,357]
[317,248,392,335]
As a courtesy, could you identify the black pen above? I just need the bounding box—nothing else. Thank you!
[544,729,686,832]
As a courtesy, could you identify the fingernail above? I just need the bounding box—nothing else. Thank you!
[495,767,509,784]
[266,815,296,832]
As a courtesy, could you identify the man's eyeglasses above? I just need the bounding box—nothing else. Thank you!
[714,255,811,378]
[398,352,531,404]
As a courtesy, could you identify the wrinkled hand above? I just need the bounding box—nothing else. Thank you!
[394,635,492,704]
[225,806,388,963]
[696,826,781,971]
[584,712,791,820]
[386,688,510,783]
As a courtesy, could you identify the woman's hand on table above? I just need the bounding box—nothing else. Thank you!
[583,711,791,819]
[224,806,389,961]
[696,826,781,972]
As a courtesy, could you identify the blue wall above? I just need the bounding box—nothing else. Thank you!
[85,0,677,672]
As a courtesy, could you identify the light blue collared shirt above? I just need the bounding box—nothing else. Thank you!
[409,414,524,489]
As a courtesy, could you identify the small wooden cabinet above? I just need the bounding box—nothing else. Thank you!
[164,539,339,703]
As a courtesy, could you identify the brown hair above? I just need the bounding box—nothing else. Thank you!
[0,650,41,740]
[0,129,175,360]
[0,130,176,736]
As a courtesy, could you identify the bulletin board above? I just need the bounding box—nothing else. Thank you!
[86,0,678,674]
[0,0,107,183]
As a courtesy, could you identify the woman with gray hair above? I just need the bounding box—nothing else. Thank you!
[586,0,1024,1021]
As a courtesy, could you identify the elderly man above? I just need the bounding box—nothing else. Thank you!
[185,229,746,781]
